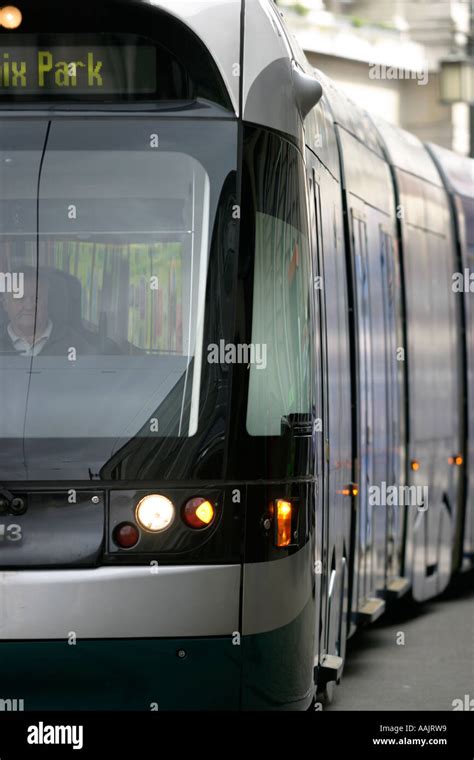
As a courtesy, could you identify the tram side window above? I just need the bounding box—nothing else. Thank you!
[246,137,312,436]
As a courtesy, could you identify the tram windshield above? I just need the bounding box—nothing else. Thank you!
[0,118,237,479]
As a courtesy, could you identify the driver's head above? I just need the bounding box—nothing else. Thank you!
[2,267,49,339]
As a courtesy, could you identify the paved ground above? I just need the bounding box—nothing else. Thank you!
[328,570,474,711]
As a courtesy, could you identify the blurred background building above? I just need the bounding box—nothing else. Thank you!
[274,0,474,155]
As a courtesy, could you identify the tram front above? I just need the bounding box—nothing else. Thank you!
[0,0,319,712]
[0,0,244,709]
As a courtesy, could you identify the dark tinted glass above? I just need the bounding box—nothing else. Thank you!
[0,118,238,479]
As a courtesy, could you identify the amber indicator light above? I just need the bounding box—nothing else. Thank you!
[182,497,215,529]
[275,499,292,547]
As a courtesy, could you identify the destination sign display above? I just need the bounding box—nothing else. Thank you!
[0,44,157,96]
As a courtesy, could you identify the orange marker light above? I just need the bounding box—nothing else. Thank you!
[0,6,22,29]
[196,500,214,523]
[275,499,292,547]
[455,456,463,466]
[340,484,358,497]
[411,460,420,472]
[182,497,215,529]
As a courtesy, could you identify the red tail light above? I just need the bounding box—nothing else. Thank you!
[113,522,140,549]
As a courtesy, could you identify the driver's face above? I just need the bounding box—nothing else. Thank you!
[3,276,49,337]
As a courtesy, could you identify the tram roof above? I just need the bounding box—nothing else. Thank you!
[143,0,322,136]
[427,142,474,199]
[143,0,242,114]
[86,1,470,179]
[369,114,444,186]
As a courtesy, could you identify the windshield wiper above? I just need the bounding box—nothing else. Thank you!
[0,483,14,503]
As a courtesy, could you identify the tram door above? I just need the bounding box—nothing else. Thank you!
[380,229,401,580]
[352,213,375,605]
[308,170,330,663]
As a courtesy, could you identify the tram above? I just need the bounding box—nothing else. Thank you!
[0,0,472,710]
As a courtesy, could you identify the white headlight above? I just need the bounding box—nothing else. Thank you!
[135,494,175,532]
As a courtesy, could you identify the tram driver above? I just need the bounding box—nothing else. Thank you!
[0,266,118,357]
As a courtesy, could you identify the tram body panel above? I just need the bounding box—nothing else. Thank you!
[373,134,463,599]
[304,92,342,181]
[315,70,385,161]
[304,79,353,664]
[327,103,406,610]
[371,117,465,599]
[237,121,318,708]
[0,639,243,710]
[331,120,404,620]
[129,0,241,114]
[365,203,394,596]
[403,196,458,599]
[243,0,302,141]
[427,142,474,571]
[305,149,352,674]
[463,195,474,565]
[460,196,474,566]
[0,564,241,638]
[241,541,316,711]
[0,564,242,709]
[317,163,352,663]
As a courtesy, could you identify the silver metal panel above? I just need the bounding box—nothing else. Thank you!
[337,128,393,214]
[427,142,474,199]
[424,181,452,236]
[396,170,426,228]
[264,6,333,151]
[304,93,341,179]
[317,71,384,159]
[243,0,303,138]
[428,142,474,569]
[148,0,241,114]
[242,540,313,635]
[144,0,324,137]
[335,115,405,609]
[0,564,240,639]
[244,57,304,141]
[243,0,292,108]
[392,169,462,600]
[314,162,352,659]
[460,196,474,565]
[371,114,443,187]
